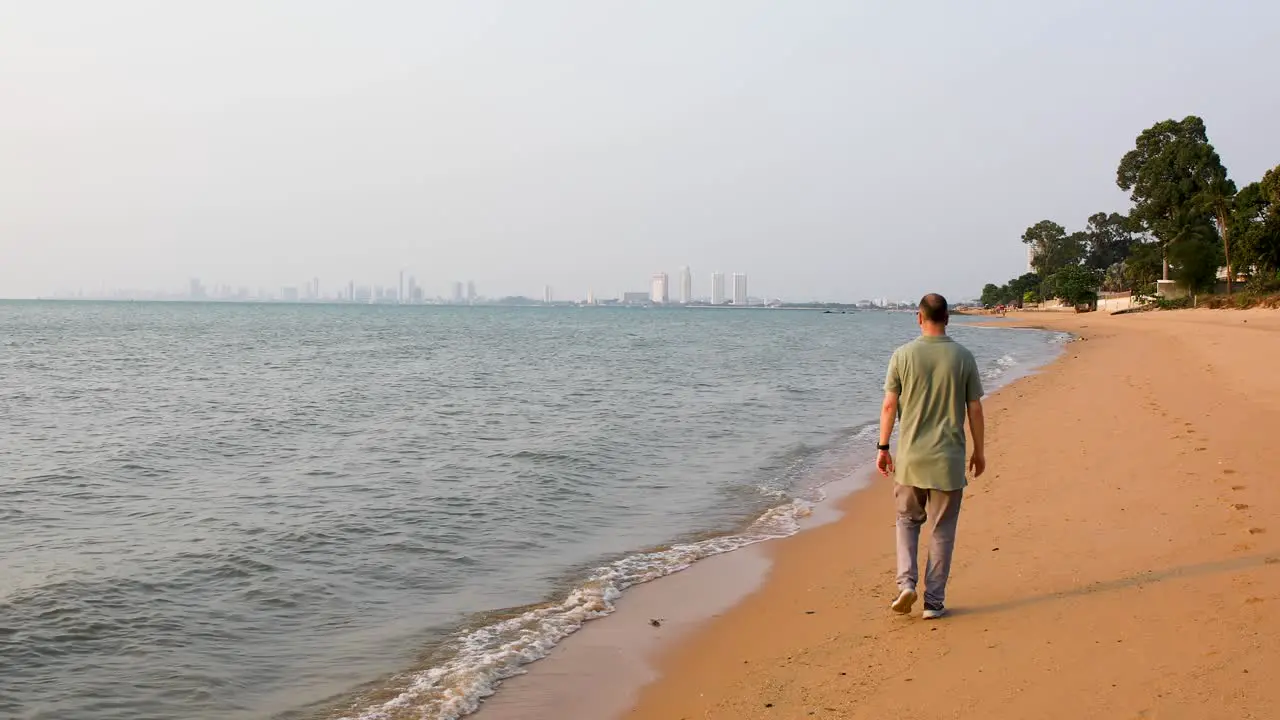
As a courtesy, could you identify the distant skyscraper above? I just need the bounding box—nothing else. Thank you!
[452,281,464,304]
[587,288,596,305]
[544,285,553,304]
[188,278,205,300]
[399,271,405,304]
[348,280,355,302]
[466,280,477,304]
[732,273,748,305]
[651,273,669,304]
[678,266,692,304]
[711,272,726,305]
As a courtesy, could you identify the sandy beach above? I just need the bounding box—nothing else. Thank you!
[619,309,1280,720]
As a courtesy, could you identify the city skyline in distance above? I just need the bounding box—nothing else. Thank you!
[40,266,817,306]
[5,4,1277,303]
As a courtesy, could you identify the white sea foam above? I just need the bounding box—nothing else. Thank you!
[340,495,820,720]
[341,344,1061,720]
[980,353,1018,382]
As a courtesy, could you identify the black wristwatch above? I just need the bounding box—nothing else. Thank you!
[876,443,890,451]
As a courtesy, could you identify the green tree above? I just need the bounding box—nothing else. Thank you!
[1233,173,1280,275]
[1169,232,1223,301]
[1116,116,1228,281]
[1123,242,1163,297]
[1021,220,1083,275]
[1197,169,1238,294]
[1045,265,1102,308]
[1083,212,1137,271]
[1101,262,1127,292]
[1263,164,1280,207]
[980,283,1003,307]
[980,272,1041,307]
[1006,272,1041,304]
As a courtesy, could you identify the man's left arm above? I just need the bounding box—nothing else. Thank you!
[965,352,986,477]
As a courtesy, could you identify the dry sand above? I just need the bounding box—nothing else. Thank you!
[622,309,1280,720]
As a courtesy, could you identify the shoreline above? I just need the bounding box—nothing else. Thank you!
[465,319,1064,720]
[620,308,1280,719]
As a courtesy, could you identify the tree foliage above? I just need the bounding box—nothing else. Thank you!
[1122,242,1163,297]
[1233,165,1280,274]
[1116,116,1229,279]
[980,272,1040,307]
[1021,220,1083,276]
[1169,232,1223,296]
[1101,262,1127,292]
[1197,168,1238,292]
[1044,265,1101,307]
[1083,212,1138,271]
[980,116,1275,308]
[980,283,1003,308]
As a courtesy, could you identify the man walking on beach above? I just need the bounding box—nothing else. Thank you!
[876,293,985,619]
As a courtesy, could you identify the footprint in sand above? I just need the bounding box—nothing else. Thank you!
[1248,527,1267,535]
[1223,469,1237,475]
[1231,485,1247,491]
[1232,504,1250,510]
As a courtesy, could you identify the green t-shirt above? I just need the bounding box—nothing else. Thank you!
[883,335,983,491]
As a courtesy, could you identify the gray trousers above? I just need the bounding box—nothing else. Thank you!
[895,484,963,608]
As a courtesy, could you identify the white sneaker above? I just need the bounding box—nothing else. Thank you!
[890,588,917,614]
[921,606,948,620]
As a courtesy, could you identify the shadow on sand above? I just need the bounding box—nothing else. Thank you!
[949,552,1280,618]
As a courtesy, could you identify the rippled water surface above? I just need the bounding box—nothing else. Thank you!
[0,302,1061,719]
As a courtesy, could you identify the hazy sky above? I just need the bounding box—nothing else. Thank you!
[3,1,1278,301]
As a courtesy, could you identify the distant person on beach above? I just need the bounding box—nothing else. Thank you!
[876,293,985,619]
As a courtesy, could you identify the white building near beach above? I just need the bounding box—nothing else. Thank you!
[711,272,726,305]
[732,273,748,305]
[651,273,669,304]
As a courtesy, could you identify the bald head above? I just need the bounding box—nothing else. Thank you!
[919,293,949,324]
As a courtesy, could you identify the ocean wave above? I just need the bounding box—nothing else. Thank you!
[337,497,818,720]
[340,360,1045,720]
[980,353,1018,383]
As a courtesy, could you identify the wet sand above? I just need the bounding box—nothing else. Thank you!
[473,473,873,720]
[621,309,1280,720]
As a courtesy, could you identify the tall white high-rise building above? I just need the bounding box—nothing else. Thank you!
[544,285,554,304]
[586,288,596,305]
[651,273,669,304]
[678,266,692,304]
[711,272,726,305]
[451,281,464,304]
[732,273,748,305]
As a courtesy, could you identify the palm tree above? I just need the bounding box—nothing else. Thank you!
[1155,207,1216,284]
[1164,209,1219,304]
[1199,173,1237,294]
